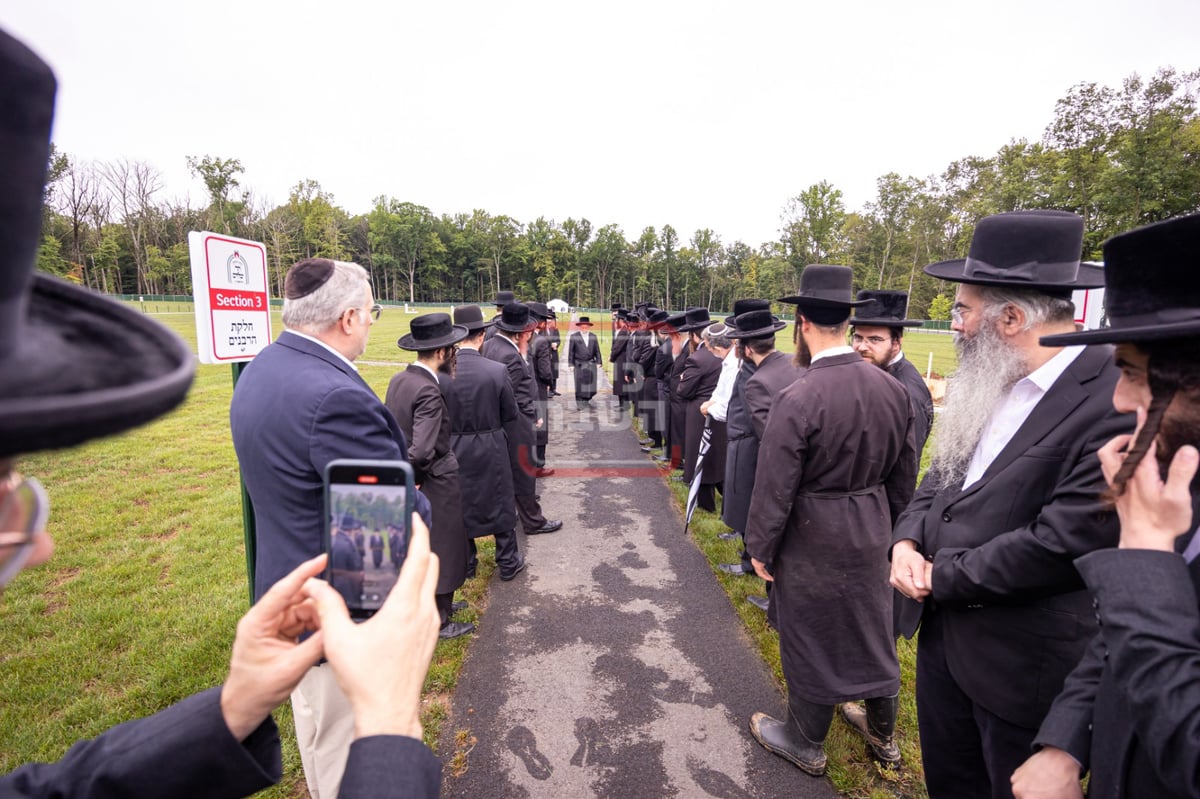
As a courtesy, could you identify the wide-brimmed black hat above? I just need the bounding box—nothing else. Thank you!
[610,303,623,311]
[493,290,515,307]
[398,312,469,351]
[647,309,671,330]
[728,309,787,339]
[525,301,553,321]
[453,305,493,332]
[924,210,1103,291]
[1041,212,1200,346]
[725,298,770,325]
[662,312,687,333]
[677,307,712,332]
[576,316,594,327]
[852,290,922,328]
[778,265,869,309]
[496,302,535,333]
[0,32,195,459]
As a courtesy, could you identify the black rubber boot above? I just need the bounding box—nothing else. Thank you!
[749,696,832,776]
[840,693,901,767]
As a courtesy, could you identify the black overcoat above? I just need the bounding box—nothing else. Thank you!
[746,351,917,704]
[609,329,631,397]
[892,344,1133,728]
[383,364,468,596]
[546,324,561,380]
[887,354,934,457]
[633,330,662,432]
[481,335,539,497]
[667,341,691,465]
[676,343,727,484]
[720,361,757,534]
[528,333,553,447]
[568,330,601,400]
[444,347,518,538]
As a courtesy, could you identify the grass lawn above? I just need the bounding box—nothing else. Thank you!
[2,304,954,798]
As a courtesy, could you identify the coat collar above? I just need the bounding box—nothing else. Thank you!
[277,330,370,390]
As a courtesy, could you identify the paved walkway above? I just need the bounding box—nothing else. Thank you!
[438,362,838,799]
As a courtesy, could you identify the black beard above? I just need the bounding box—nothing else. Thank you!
[795,336,813,368]
[438,348,457,377]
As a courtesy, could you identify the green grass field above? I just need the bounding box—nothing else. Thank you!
[2,303,953,798]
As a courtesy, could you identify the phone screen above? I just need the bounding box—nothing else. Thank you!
[325,460,413,618]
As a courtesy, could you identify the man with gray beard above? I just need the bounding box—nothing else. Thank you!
[889,211,1133,799]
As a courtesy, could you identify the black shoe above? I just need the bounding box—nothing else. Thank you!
[747,595,769,611]
[749,712,827,776]
[718,563,748,575]
[535,468,555,477]
[527,519,563,535]
[717,531,738,540]
[438,621,476,640]
[500,558,527,581]
[451,599,469,614]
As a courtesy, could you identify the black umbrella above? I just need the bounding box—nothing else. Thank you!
[684,416,712,532]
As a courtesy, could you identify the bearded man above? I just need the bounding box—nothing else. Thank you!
[890,211,1133,799]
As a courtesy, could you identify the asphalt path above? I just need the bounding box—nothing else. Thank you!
[438,358,839,798]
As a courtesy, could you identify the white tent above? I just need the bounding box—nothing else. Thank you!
[547,298,569,314]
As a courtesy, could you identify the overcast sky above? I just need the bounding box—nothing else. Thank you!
[5,1,1198,248]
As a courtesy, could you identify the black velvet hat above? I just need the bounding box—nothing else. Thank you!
[1041,212,1200,346]
[662,312,687,333]
[576,316,594,327]
[452,305,493,332]
[397,313,469,351]
[778,265,867,325]
[525,301,552,321]
[852,290,922,328]
[727,309,787,339]
[924,210,1103,291]
[493,290,515,307]
[725,298,771,325]
[647,309,671,330]
[0,31,194,459]
[677,307,713,332]
[496,302,535,333]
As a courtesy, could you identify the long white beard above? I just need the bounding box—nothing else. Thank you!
[929,321,1028,490]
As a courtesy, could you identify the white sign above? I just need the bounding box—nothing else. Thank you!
[189,231,273,364]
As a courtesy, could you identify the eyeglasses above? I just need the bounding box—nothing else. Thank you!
[350,304,383,322]
[950,304,969,325]
[851,334,889,346]
[0,473,50,588]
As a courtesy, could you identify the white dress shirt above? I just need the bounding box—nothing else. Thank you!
[706,350,741,422]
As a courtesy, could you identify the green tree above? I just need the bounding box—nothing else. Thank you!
[187,155,245,234]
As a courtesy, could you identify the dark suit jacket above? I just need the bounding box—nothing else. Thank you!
[1034,536,1200,799]
[528,334,553,446]
[892,344,1133,729]
[677,344,727,484]
[230,331,416,601]
[568,331,601,367]
[0,686,441,799]
[445,347,518,537]
[887,355,934,457]
[481,334,538,496]
[384,364,468,595]
[744,350,801,442]
[721,360,758,533]
[610,329,631,395]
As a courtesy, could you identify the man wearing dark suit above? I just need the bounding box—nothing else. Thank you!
[482,303,563,536]
[677,312,727,513]
[653,320,680,464]
[446,305,526,580]
[546,309,562,396]
[851,290,935,457]
[889,211,1132,798]
[667,311,697,470]
[526,302,556,473]
[1012,212,1200,799]
[568,317,602,408]
[746,266,917,778]
[483,290,515,344]
[610,311,633,410]
[638,310,666,450]
[0,34,440,795]
[231,257,432,798]
[385,312,474,640]
[368,531,385,569]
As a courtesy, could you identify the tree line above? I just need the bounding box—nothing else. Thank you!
[37,67,1199,320]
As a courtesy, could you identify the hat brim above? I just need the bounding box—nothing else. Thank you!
[0,275,196,458]
[924,259,1105,290]
[397,325,470,351]
[497,320,536,333]
[777,295,871,308]
[1040,320,1200,347]
[727,320,788,339]
[851,317,923,328]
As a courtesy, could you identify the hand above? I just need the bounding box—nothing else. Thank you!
[699,400,711,417]
[536,417,545,429]
[751,557,773,582]
[890,539,931,600]
[1011,747,1084,799]
[303,513,441,740]
[1099,407,1199,552]
[221,554,327,741]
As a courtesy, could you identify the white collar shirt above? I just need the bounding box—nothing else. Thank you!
[287,330,358,372]
[413,360,439,384]
[707,351,742,422]
[810,344,855,364]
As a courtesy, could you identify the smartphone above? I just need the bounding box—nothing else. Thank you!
[323,459,415,619]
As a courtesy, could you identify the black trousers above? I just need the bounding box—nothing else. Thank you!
[467,531,521,576]
[515,494,547,532]
[436,592,454,627]
[917,610,1037,799]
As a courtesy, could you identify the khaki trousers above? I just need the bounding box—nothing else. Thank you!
[291,663,355,798]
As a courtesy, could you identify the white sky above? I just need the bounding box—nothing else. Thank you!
[5,0,1198,248]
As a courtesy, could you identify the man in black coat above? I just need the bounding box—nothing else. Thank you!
[677,312,727,512]
[890,211,1133,798]
[482,303,563,536]
[385,312,474,639]
[568,316,602,408]
[609,307,632,410]
[526,302,556,474]
[1012,212,1200,799]
[851,290,935,457]
[483,290,515,343]
[545,309,562,396]
[446,305,526,581]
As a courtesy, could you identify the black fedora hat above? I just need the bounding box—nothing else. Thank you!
[525,301,552,321]
[852,290,922,328]
[1041,212,1200,346]
[728,309,787,339]
[0,32,194,459]
[677,307,712,332]
[610,303,623,311]
[924,210,1103,290]
[662,312,687,333]
[453,304,493,332]
[778,265,869,309]
[725,298,770,325]
[496,302,535,333]
[493,290,515,306]
[397,312,469,351]
[576,316,594,327]
[647,309,671,330]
